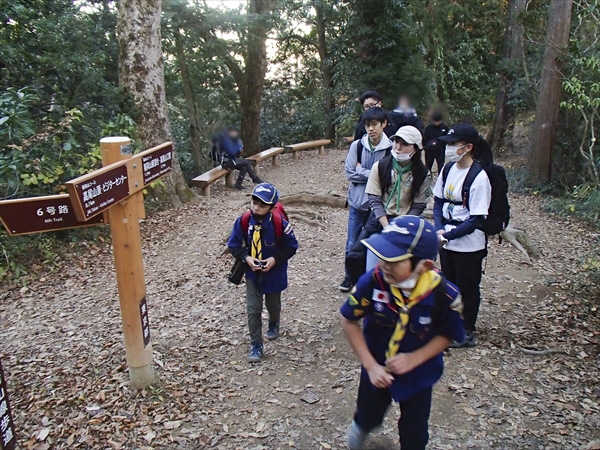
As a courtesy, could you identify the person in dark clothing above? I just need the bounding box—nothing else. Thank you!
[386,95,424,136]
[353,91,385,141]
[213,126,263,190]
[422,111,448,174]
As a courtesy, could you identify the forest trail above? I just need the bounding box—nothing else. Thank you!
[1,148,599,450]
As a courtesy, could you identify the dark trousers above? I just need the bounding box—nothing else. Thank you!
[439,248,486,332]
[354,372,432,450]
[425,149,445,174]
[246,278,281,345]
[223,158,259,185]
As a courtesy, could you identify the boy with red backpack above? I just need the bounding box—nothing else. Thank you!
[227,183,298,362]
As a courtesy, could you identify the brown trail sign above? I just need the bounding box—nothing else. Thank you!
[0,137,174,391]
[0,194,104,236]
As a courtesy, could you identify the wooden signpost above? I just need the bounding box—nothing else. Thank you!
[0,358,16,450]
[0,138,174,391]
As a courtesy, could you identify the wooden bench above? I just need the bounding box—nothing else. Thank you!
[246,147,284,175]
[192,166,235,197]
[284,139,331,159]
[342,136,354,145]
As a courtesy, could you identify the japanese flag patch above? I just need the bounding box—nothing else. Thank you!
[372,289,389,304]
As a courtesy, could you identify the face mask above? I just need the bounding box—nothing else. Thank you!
[392,151,413,162]
[393,269,420,290]
[445,144,466,162]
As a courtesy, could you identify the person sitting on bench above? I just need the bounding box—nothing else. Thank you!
[210,126,263,190]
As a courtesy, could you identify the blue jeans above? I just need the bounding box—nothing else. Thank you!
[345,207,371,276]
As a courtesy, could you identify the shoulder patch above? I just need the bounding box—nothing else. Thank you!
[348,296,359,306]
[353,309,364,317]
[360,298,371,307]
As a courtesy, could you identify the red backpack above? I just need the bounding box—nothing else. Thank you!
[240,202,288,240]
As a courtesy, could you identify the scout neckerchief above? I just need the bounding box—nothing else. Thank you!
[385,270,441,360]
[250,223,262,260]
[384,158,413,213]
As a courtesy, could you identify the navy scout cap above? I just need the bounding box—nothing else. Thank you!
[362,216,438,262]
[251,183,279,205]
[438,123,479,144]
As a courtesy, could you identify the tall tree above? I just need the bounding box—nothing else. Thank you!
[116,0,194,205]
[527,0,573,183]
[230,0,276,156]
[487,0,527,153]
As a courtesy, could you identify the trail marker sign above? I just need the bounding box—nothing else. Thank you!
[0,137,174,390]
[0,194,104,236]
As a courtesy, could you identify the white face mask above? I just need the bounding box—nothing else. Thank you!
[445,144,467,162]
[392,151,413,162]
[393,269,420,290]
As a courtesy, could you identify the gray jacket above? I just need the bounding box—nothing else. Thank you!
[345,134,392,211]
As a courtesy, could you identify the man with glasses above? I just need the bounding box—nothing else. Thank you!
[353,91,384,141]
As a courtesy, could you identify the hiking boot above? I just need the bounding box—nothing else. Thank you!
[450,331,476,349]
[234,183,246,190]
[265,320,280,340]
[248,343,263,362]
[346,420,368,450]
[339,276,354,293]
[252,177,264,184]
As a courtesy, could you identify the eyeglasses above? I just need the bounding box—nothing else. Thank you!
[363,102,380,110]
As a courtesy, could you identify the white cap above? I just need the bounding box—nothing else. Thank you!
[391,126,423,150]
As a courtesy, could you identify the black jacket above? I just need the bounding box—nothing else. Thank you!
[423,122,448,152]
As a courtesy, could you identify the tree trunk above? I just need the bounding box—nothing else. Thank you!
[239,0,275,156]
[487,0,527,154]
[116,0,195,205]
[527,0,573,184]
[174,29,203,173]
[314,1,335,140]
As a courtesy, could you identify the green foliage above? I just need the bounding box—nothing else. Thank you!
[546,183,600,223]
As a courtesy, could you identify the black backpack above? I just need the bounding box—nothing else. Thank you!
[355,140,392,165]
[441,160,510,236]
[209,134,225,167]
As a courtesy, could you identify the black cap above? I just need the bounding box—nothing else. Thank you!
[438,123,479,144]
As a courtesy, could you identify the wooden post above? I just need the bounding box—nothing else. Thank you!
[100,137,154,389]
[319,145,324,155]
[225,171,235,188]
[272,155,279,167]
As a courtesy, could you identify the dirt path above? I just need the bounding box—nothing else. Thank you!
[1,148,599,449]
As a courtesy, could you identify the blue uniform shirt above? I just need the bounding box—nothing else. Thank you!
[227,212,298,294]
[340,268,464,402]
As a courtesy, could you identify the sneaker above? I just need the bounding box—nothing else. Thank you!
[265,321,280,340]
[339,276,354,293]
[450,331,476,348]
[346,420,368,450]
[234,183,246,190]
[248,343,263,362]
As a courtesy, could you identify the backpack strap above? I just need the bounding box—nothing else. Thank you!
[272,210,284,240]
[378,155,394,193]
[460,161,484,209]
[431,275,447,328]
[441,161,454,183]
[241,210,251,235]
[356,140,363,165]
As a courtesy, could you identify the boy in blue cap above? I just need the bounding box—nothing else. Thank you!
[340,216,464,450]
[228,183,298,362]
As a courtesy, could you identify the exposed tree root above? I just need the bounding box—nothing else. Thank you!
[500,224,542,260]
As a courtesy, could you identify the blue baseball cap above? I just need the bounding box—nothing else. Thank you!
[362,216,438,262]
[438,123,480,144]
[251,183,279,205]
